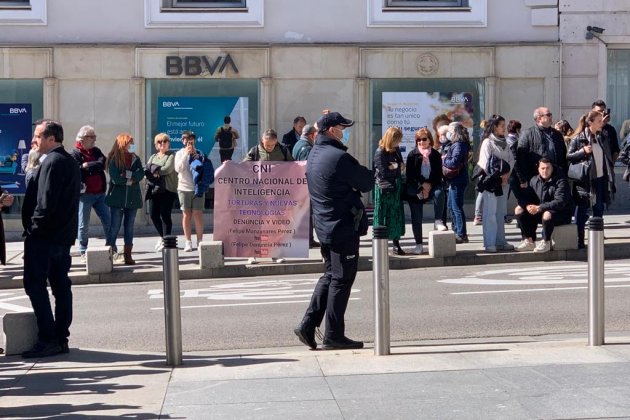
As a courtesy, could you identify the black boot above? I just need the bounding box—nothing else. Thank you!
[294,321,317,350]
[392,240,406,255]
[578,230,585,249]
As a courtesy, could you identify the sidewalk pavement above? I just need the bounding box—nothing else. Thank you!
[2,333,630,419]
[2,213,630,289]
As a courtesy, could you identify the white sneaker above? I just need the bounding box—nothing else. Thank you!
[533,240,551,253]
[434,220,447,231]
[515,240,535,252]
[412,244,424,255]
[183,240,193,252]
[272,257,285,264]
[248,257,258,265]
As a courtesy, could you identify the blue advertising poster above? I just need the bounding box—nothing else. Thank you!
[157,96,249,170]
[0,103,32,194]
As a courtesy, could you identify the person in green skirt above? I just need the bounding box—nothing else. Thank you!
[373,126,406,255]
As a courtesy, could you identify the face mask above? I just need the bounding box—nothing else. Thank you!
[446,132,453,141]
[128,143,136,153]
[341,129,351,145]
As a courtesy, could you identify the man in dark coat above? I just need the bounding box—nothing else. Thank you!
[21,120,81,358]
[516,106,568,189]
[592,99,620,161]
[514,158,572,253]
[281,116,306,152]
[293,112,373,351]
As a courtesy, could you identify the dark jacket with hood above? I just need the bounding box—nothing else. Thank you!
[518,166,572,216]
[307,133,374,245]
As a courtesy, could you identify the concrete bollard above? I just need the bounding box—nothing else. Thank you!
[85,246,113,274]
[198,241,224,269]
[3,312,38,356]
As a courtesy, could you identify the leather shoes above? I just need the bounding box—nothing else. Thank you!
[322,337,364,350]
[294,322,317,350]
[22,340,62,359]
[309,241,321,248]
[392,247,406,256]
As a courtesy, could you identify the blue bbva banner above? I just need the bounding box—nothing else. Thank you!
[0,103,32,194]
[157,96,249,170]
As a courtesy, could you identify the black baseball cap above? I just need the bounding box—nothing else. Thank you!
[317,112,354,132]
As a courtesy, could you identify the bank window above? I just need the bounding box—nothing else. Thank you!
[0,0,45,24]
[369,0,484,26]
[385,0,469,8]
[161,0,246,11]
[0,0,30,8]
[146,0,262,27]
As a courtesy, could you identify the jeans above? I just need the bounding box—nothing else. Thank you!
[575,176,607,240]
[106,207,137,253]
[149,191,176,237]
[448,183,467,237]
[301,237,360,341]
[408,186,446,245]
[474,192,483,217]
[482,185,508,248]
[77,193,111,254]
[23,236,73,345]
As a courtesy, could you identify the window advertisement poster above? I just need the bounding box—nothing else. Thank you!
[213,161,310,258]
[0,103,32,194]
[157,96,248,170]
[382,92,474,160]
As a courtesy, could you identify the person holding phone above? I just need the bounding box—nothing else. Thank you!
[591,100,620,161]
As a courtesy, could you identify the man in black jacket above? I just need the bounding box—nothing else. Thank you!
[21,120,81,358]
[516,107,568,188]
[514,158,572,253]
[294,112,373,350]
[281,116,306,152]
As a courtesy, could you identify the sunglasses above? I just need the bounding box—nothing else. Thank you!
[417,137,430,142]
[541,113,552,117]
[156,140,169,144]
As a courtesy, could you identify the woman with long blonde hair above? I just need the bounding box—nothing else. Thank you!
[373,126,406,255]
[105,133,145,264]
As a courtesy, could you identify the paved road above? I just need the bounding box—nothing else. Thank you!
[3,260,630,352]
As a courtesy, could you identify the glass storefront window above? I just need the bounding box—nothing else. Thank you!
[370,78,485,202]
[607,49,630,139]
[0,79,43,217]
[145,78,259,210]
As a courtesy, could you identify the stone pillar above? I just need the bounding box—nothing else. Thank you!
[260,77,273,133]
[485,76,497,116]
[131,77,145,158]
[43,77,58,120]
[355,77,370,168]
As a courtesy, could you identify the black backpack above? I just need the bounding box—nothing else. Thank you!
[217,127,234,149]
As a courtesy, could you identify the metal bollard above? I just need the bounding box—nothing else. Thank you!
[162,235,183,366]
[587,217,605,346]
[373,225,390,356]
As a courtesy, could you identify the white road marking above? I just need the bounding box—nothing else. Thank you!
[0,294,32,312]
[147,278,362,309]
[150,297,360,311]
[452,284,630,295]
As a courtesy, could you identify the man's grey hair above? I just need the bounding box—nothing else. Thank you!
[76,125,95,140]
[302,124,316,136]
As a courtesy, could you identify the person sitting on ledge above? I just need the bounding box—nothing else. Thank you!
[514,158,573,253]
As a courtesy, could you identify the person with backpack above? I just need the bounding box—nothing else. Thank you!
[214,115,240,163]
[244,128,293,264]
